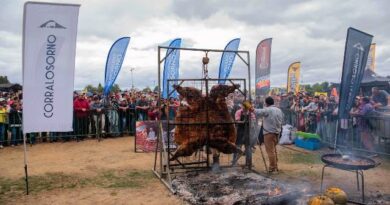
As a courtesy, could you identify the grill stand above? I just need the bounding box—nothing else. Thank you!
[153,46,253,193]
[320,164,365,204]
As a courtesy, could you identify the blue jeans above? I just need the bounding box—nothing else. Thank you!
[108,110,119,136]
[0,123,5,145]
[11,126,21,146]
[119,116,127,134]
[138,113,144,121]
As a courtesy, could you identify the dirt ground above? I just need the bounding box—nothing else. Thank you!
[0,136,389,205]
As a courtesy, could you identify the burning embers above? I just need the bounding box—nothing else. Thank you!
[172,169,301,205]
[268,187,282,196]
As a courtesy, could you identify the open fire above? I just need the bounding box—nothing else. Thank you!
[268,187,282,196]
[171,168,303,205]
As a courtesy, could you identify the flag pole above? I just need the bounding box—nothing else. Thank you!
[333,119,339,152]
[23,133,29,195]
[22,3,29,195]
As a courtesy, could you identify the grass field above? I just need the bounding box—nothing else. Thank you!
[0,137,389,204]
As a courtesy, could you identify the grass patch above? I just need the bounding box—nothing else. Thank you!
[92,170,153,188]
[0,177,25,200]
[378,158,390,170]
[0,170,155,202]
[297,170,321,178]
[280,152,322,164]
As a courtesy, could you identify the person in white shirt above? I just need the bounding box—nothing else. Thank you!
[251,97,284,173]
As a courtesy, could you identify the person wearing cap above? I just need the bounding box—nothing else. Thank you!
[251,96,284,173]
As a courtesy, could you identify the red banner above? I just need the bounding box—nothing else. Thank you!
[255,38,272,96]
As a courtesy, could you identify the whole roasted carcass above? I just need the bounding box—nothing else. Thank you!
[170,84,242,161]
[170,85,207,159]
[207,84,241,154]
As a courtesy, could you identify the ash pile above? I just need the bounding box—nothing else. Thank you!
[172,168,302,205]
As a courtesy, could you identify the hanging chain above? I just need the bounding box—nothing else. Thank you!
[202,52,210,79]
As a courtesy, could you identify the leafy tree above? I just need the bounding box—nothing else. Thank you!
[0,76,10,84]
[153,86,159,92]
[312,83,323,93]
[84,84,97,93]
[143,87,152,93]
[300,81,330,95]
[321,82,330,92]
[97,83,103,93]
[110,84,121,93]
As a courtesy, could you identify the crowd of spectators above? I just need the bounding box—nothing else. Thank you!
[0,86,388,151]
[0,91,23,148]
[0,89,182,148]
[266,87,389,150]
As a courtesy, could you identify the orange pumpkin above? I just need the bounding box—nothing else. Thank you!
[307,195,335,205]
[324,187,348,205]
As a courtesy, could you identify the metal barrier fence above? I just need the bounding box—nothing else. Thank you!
[281,108,390,155]
[0,109,138,146]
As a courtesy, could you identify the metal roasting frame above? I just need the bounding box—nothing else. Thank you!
[153,46,252,192]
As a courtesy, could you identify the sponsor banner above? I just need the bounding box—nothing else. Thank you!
[135,121,176,152]
[286,62,301,94]
[314,92,328,97]
[338,28,373,120]
[103,37,130,95]
[365,43,376,71]
[23,2,80,132]
[218,38,240,84]
[255,38,272,96]
[162,38,181,99]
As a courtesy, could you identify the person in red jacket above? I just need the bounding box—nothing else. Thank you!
[74,93,90,140]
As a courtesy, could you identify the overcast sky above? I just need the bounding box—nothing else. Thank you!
[1,0,389,90]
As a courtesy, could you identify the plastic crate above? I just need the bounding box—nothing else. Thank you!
[295,137,321,150]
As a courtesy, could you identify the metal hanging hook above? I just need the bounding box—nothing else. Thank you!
[202,51,209,79]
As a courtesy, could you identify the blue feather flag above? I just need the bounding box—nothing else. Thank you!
[162,38,182,99]
[103,37,130,96]
[218,38,240,84]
